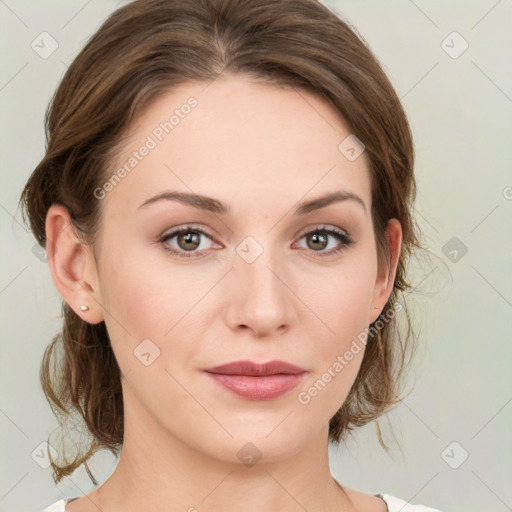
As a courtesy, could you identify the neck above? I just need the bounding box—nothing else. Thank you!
[95,394,356,512]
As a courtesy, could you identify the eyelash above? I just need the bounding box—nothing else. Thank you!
[158,224,354,259]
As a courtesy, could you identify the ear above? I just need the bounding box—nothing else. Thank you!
[369,218,402,325]
[45,204,104,324]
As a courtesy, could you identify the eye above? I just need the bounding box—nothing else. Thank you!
[158,224,353,259]
[295,226,353,256]
[158,226,219,259]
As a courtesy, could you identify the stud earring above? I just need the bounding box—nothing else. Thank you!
[80,305,89,311]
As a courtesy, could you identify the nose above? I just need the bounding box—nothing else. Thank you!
[224,238,297,337]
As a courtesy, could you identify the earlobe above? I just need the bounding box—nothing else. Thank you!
[369,218,402,324]
[45,204,104,324]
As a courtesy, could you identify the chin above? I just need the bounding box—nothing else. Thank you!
[197,422,315,466]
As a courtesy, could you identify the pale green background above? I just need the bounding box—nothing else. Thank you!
[1,1,511,511]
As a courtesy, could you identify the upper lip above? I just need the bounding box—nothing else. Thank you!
[204,360,306,376]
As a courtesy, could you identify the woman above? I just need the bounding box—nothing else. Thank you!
[19,0,442,510]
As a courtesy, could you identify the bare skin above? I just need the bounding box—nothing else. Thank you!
[47,75,399,512]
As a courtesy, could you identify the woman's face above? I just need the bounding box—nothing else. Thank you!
[57,75,400,464]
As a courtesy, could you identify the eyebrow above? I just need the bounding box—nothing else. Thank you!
[137,190,367,216]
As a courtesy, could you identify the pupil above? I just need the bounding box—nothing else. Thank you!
[309,232,327,250]
[180,231,200,250]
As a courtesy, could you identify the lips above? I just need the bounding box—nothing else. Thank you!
[204,360,307,400]
[204,360,306,376]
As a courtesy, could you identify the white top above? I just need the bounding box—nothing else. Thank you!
[43,493,442,511]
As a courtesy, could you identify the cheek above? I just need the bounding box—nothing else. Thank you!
[297,256,375,406]
[99,248,216,369]
[101,244,186,330]
[307,260,376,345]
[97,249,169,365]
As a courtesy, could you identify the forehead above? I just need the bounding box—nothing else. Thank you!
[101,75,371,216]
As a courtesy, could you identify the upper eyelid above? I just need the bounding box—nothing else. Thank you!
[159,226,352,261]
[160,225,217,241]
[160,224,351,245]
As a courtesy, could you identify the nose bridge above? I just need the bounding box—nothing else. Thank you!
[228,232,296,332]
[236,232,285,296]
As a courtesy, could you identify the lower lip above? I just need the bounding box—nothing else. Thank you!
[205,372,306,400]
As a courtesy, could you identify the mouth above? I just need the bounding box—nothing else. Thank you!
[203,360,307,400]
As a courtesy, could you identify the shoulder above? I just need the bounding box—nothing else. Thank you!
[339,483,442,512]
[43,491,443,512]
[378,493,443,512]
[42,499,67,512]
[42,496,80,512]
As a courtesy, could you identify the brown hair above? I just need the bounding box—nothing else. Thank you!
[19,0,423,484]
